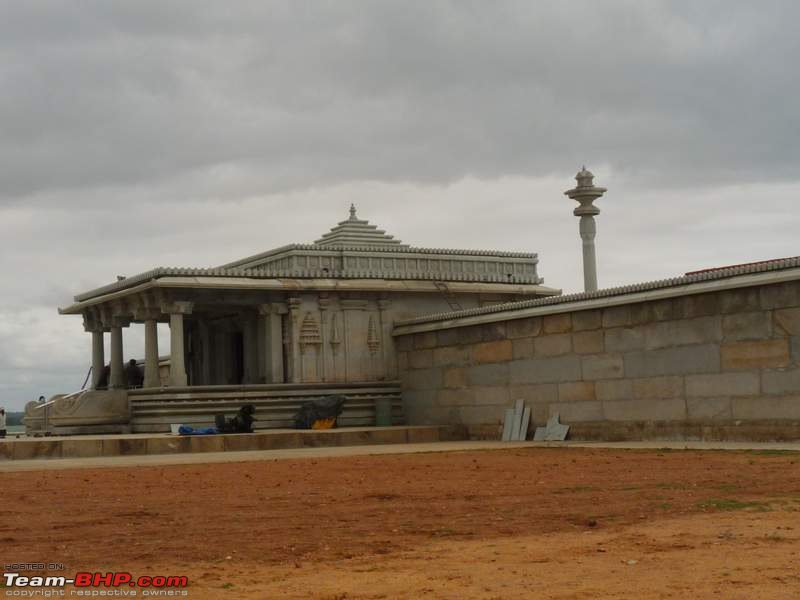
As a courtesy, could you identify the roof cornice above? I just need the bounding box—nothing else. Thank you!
[60,276,559,314]
[72,263,546,303]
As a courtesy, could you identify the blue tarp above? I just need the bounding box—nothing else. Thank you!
[178,425,218,435]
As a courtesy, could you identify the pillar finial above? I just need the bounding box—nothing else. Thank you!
[564,167,607,292]
[349,203,357,220]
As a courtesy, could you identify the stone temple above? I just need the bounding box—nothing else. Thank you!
[23,170,800,443]
[39,205,559,433]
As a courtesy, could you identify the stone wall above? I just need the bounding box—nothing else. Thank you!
[396,280,800,440]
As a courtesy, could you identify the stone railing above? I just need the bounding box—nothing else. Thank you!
[73,246,543,302]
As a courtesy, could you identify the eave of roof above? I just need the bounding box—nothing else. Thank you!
[59,275,561,315]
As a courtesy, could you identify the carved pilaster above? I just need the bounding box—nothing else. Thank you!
[287,297,302,383]
[340,298,368,382]
[377,297,394,380]
[318,295,330,382]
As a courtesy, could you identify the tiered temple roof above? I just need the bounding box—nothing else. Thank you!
[313,204,407,247]
[63,206,556,309]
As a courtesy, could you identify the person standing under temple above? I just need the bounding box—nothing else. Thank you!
[124,359,144,389]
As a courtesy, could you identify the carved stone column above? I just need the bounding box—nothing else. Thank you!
[258,303,287,383]
[83,314,106,390]
[135,307,162,388]
[108,316,130,390]
[162,301,193,387]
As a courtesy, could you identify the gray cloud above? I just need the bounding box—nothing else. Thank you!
[0,1,798,409]
[2,1,799,202]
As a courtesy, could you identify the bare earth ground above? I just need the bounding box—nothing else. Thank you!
[2,447,800,599]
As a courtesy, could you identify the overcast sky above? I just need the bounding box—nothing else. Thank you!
[1,1,798,410]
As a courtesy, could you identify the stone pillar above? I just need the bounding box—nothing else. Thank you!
[258,303,287,383]
[91,330,105,389]
[564,167,607,293]
[108,316,130,390]
[134,307,162,388]
[144,318,160,388]
[162,301,193,387]
[579,216,598,292]
[84,314,107,390]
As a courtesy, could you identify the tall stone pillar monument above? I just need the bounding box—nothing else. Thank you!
[564,167,607,292]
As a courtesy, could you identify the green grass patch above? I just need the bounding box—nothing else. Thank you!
[554,485,599,494]
[429,528,460,537]
[745,449,800,457]
[698,498,771,512]
[655,482,689,490]
[716,484,740,493]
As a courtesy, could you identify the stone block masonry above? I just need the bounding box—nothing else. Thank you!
[396,275,800,441]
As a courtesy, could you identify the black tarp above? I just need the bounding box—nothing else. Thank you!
[293,395,346,429]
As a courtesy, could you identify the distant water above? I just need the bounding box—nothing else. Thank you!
[6,425,25,434]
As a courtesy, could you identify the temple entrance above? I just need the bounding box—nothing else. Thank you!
[231,331,244,384]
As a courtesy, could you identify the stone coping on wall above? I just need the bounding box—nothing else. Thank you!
[0,425,465,461]
[394,261,800,335]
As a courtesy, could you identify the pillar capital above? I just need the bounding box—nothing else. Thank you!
[258,302,289,316]
[564,166,606,217]
[160,301,193,315]
[134,307,162,321]
[110,315,131,328]
[287,298,302,322]
[341,299,368,311]
[82,313,106,333]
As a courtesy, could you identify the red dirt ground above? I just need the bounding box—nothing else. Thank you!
[2,447,800,598]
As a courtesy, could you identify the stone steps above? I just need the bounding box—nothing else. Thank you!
[128,382,404,433]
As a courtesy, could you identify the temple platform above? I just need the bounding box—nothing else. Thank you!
[0,425,465,461]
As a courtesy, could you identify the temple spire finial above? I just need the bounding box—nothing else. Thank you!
[349,203,357,220]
